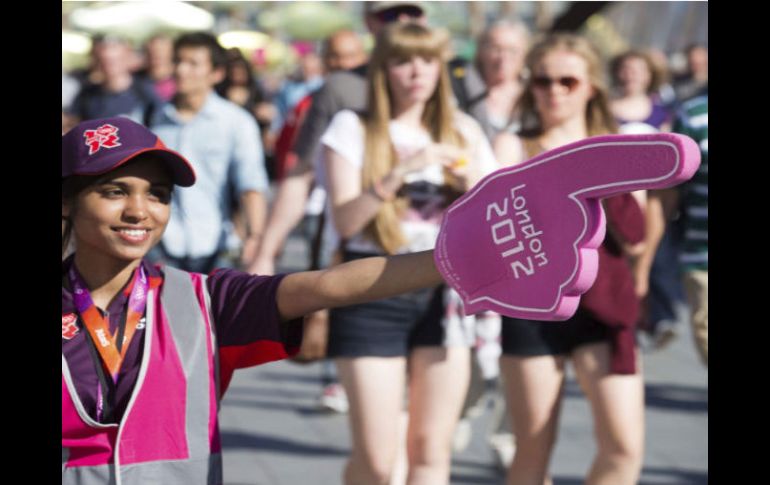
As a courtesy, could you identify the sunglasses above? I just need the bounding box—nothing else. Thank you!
[531,76,582,92]
[376,5,424,23]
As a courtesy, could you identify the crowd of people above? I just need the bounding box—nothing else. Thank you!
[62,2,707,484]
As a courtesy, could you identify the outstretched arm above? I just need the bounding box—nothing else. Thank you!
[276,250,442,320]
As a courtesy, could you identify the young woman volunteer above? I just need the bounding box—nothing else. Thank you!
[493,34,647,485]
[61,115,453,485]
[320,23,499,484]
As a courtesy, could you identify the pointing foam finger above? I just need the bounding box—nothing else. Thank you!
[527,133,701,199]
[434,133,701,321]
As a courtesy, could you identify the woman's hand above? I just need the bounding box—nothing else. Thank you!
[631,261,650,298]
[622,240,647,258]
[442,154,478,192]
[247,253,276,276]
[393,143,462,177]
[392,143,472,191]
[240,234,262,270]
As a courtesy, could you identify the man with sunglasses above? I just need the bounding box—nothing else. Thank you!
[366,1,427,27]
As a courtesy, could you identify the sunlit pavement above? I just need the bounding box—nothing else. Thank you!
[219,227,707,485]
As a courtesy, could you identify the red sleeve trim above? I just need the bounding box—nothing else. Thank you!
[218,341,300,395]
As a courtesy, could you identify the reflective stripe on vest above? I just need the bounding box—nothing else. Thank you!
[63,268,222,485]
[60,455,222,485]
[158,267,212,462]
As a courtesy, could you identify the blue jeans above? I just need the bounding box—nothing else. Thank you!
[648,220,689,332]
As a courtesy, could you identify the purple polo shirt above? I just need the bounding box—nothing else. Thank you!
[61,256,303,424]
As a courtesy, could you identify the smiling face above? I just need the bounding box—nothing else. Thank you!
[63,157,173,267]
[386,54,441,109]
[531,49,595,128]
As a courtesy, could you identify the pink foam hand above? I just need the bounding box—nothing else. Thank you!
[434,133,701,321]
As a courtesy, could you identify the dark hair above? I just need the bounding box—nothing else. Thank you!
[174,32,228,69]
[215,49,264,112]
[62,175,99,259]
[219,49,257,88]
[610,50,661,94]
[684,43,707,56]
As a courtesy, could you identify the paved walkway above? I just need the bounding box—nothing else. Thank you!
[218,231,707,484]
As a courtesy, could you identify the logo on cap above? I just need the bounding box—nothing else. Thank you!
[83,124,122,155]
[62,313,79,340]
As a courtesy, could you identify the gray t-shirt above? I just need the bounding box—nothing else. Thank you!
[292,64,368,170]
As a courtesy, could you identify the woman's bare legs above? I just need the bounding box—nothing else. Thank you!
[572,342,645,485]
[337,357,407,485]
[501,354,567,485]
[405,346,471,485]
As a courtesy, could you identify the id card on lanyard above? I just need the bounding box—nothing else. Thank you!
[69,265,150,421]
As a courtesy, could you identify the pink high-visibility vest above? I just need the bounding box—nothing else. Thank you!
[62,267,222,485]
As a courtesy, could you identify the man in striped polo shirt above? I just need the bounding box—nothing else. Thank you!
[671,95,708,366]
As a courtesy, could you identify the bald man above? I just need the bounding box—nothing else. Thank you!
[451,20,530,142]
[323,30,367,72]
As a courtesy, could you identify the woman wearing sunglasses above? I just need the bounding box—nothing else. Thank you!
[493,34,646,485]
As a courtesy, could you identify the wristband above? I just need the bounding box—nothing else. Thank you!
[452,157,468,169]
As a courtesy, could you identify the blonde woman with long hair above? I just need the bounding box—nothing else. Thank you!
[494,34,646,485]
[321,22,498,485]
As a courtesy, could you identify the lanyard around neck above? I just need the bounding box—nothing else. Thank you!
[68,264,150,383]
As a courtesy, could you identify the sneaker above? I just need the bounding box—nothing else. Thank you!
[318,383,349,413]
[488,432,516,470]
[653,323,679,351]
[464,380,499,419]
[452,417,472,452]
[464,394,488,420]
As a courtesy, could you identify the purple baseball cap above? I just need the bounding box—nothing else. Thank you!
[62,116,196,187]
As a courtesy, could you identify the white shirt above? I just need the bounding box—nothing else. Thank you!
[321,109,499,254]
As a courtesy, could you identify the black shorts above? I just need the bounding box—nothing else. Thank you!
[501,309,610,357]
[326,251,447,358]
